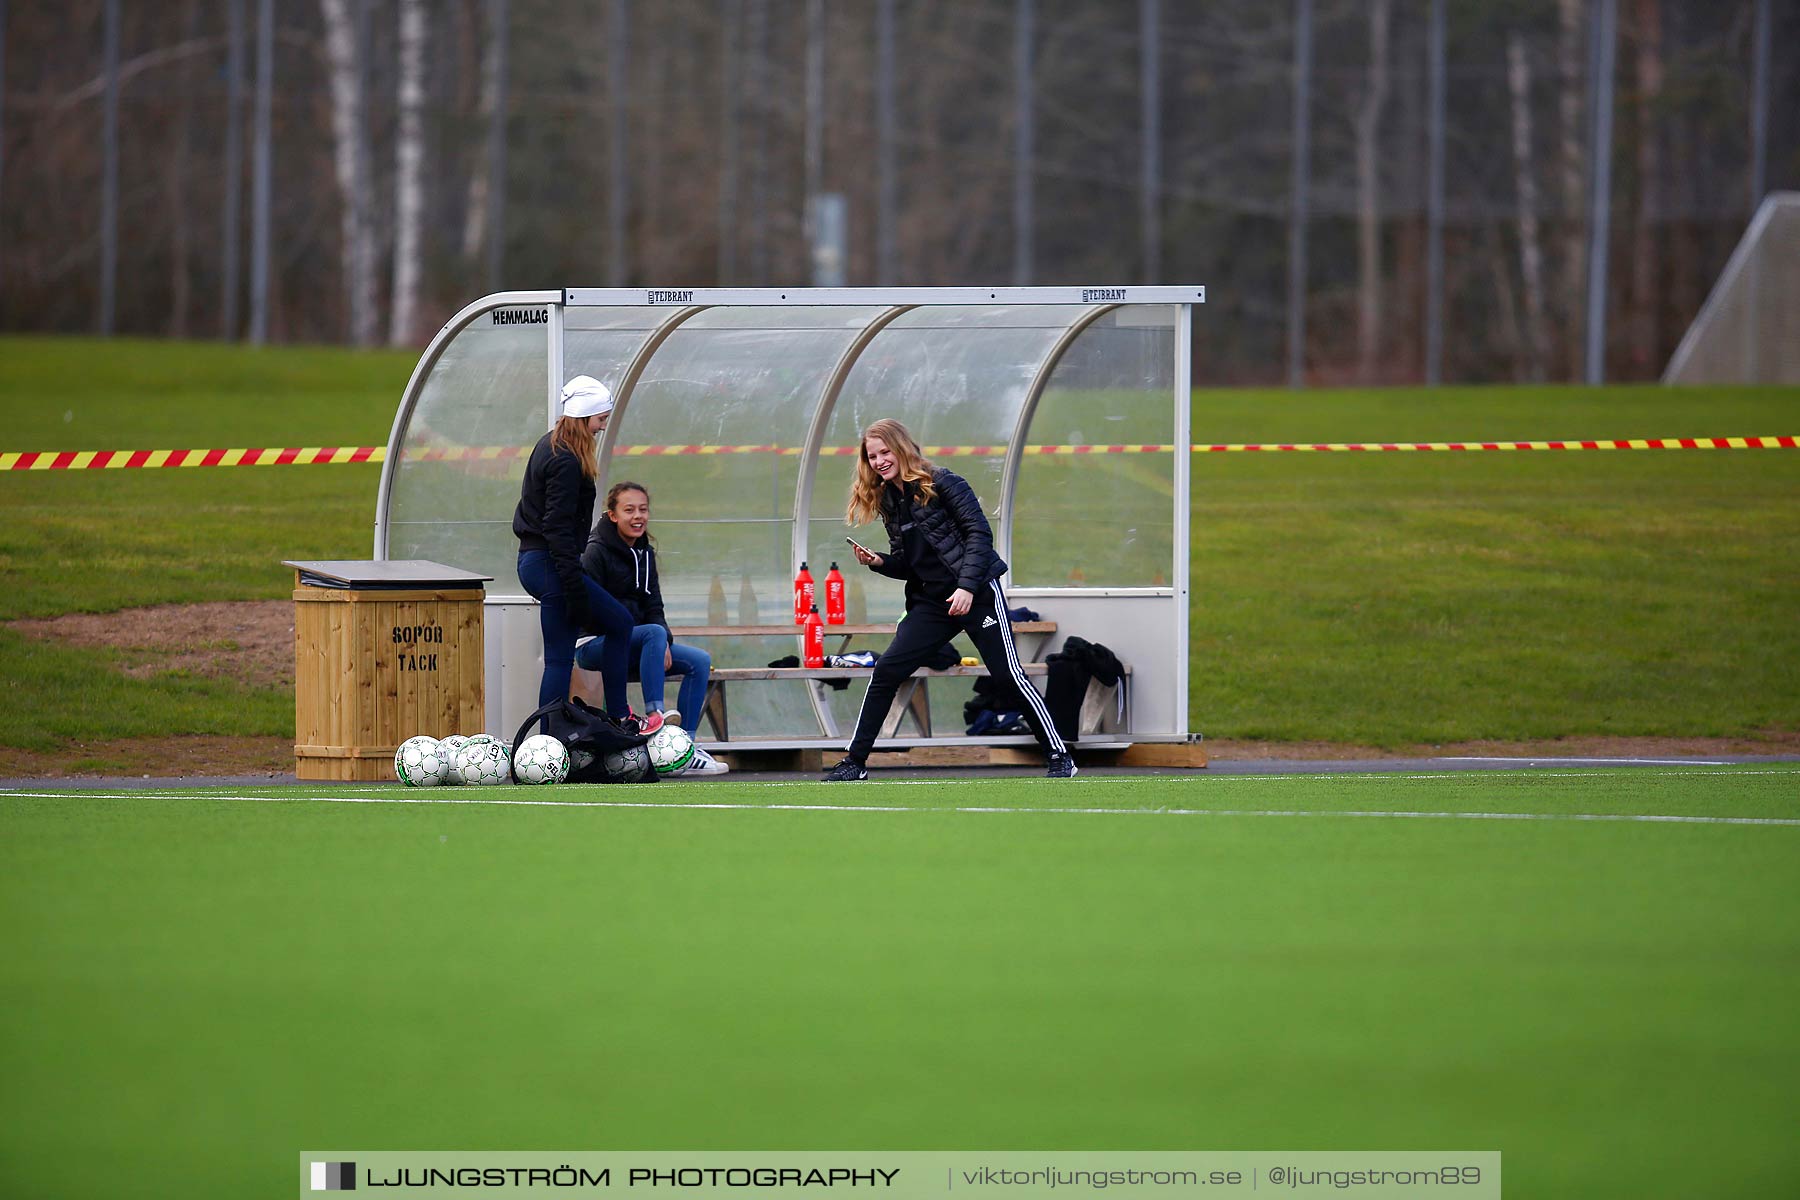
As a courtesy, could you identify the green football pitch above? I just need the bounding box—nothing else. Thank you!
[3,766,1797,1198]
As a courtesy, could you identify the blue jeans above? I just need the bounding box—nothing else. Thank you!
[517,550,634,718]
[576,625,711,736]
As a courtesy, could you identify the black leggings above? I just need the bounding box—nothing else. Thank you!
[845,579,1066,761]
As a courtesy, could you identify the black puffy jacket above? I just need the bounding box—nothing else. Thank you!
[872,467,1008,593]
[581,517,672,641]
[512,430,596,617]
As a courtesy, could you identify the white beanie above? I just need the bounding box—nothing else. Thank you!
[560,375,614,419]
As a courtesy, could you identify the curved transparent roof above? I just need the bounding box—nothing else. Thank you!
[605,306,888,624]
[380,296,1184,603]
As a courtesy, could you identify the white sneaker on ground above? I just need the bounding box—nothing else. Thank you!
[660,709,681,729]
[681,746,730,776]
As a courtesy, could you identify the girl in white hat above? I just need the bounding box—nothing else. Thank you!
[511,376,662,736]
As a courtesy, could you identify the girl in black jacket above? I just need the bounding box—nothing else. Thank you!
[824,418,1073,780]
[574,482,725,773]
[512,376,657,733]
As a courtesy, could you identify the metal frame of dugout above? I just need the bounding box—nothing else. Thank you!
[372,286,1202,755]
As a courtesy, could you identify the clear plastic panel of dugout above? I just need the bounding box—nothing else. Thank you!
[808,304,1094,618]
[612,306,889,738]
[383,303,553,587]
[805,304,1091,736]
[1011,305,1178,587]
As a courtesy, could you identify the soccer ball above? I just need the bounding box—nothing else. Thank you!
[645,724,696,776]
[601,742,654,783]
[437,735,471,784]
[394,735,449,787]
[455,736,510,786]
[513,734,571,785]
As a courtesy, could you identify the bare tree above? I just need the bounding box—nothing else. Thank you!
[462,4,497,264]
[1508,31,1548,381]
[390,0,425,346]
[1353,0,1390,382]
[321,0,379,346]
[0,0,1790,380]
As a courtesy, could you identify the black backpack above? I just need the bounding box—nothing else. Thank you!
[509,697,657,784]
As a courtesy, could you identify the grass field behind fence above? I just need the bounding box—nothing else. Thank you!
[2,768,1798,1198]
[0,336,1796,756]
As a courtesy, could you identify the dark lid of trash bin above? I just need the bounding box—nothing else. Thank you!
[283,559,494,589]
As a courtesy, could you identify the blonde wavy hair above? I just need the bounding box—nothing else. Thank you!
[845,418,935,526]
[549,415,599,480]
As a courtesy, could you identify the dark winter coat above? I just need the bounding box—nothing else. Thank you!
[1042,636,1125,743]
[871,466,1008,593]
[581,518,672,641]
[512,431,596,619]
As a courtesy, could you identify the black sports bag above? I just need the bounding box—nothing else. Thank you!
[509,697,657,784]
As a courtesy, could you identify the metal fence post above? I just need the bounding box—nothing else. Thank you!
[100,0,119,336]
[1425,0,1446,385]
[1750,0,1770,208]
[876,0,896,285]
[1141,0,1161,285]
[608,0,628,287]
[1583,0,1617,385]
[249,0,274,345]
[1287,0,1313,388]
[1013,0,1034,287]
[221,0,244,339]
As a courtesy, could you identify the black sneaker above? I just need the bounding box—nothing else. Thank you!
[1045,752,1078,778]
[822,756,869,782]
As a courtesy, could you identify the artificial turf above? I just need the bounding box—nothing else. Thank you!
[2,766,1796,1198]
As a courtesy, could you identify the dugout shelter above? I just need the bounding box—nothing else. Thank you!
[374,287,1202,754]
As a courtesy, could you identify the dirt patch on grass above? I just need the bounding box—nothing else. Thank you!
[5,601,297,776]
[0,735,295,779]
[10,600,294,689]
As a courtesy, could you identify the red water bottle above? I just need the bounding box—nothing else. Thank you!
[824,562,846,625]
[793,561,815,625]
[802,604,825,667]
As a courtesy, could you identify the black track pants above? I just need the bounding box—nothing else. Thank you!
[845,579,1066,762]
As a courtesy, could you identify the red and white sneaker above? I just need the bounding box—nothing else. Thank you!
[623,710,664,737]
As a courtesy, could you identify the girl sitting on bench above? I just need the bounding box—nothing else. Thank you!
[576,480,728,776]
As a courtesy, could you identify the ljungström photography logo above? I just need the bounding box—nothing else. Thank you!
[310,1161,356,1191]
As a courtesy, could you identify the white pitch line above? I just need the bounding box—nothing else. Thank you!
[1435,756,1730,765]
[3,790,1798,826]
[6,765,1793,799]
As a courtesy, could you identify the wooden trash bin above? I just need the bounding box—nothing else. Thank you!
[285,560,493,781]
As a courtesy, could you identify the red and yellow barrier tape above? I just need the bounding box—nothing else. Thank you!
[0,446,380,470]
[4,436,1795,470]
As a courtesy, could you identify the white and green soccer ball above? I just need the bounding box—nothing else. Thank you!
[437,735,471,784]
[645,724,696,776]
[454,736,510,786]
[394,735,450,787]
[513,734,571,785]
